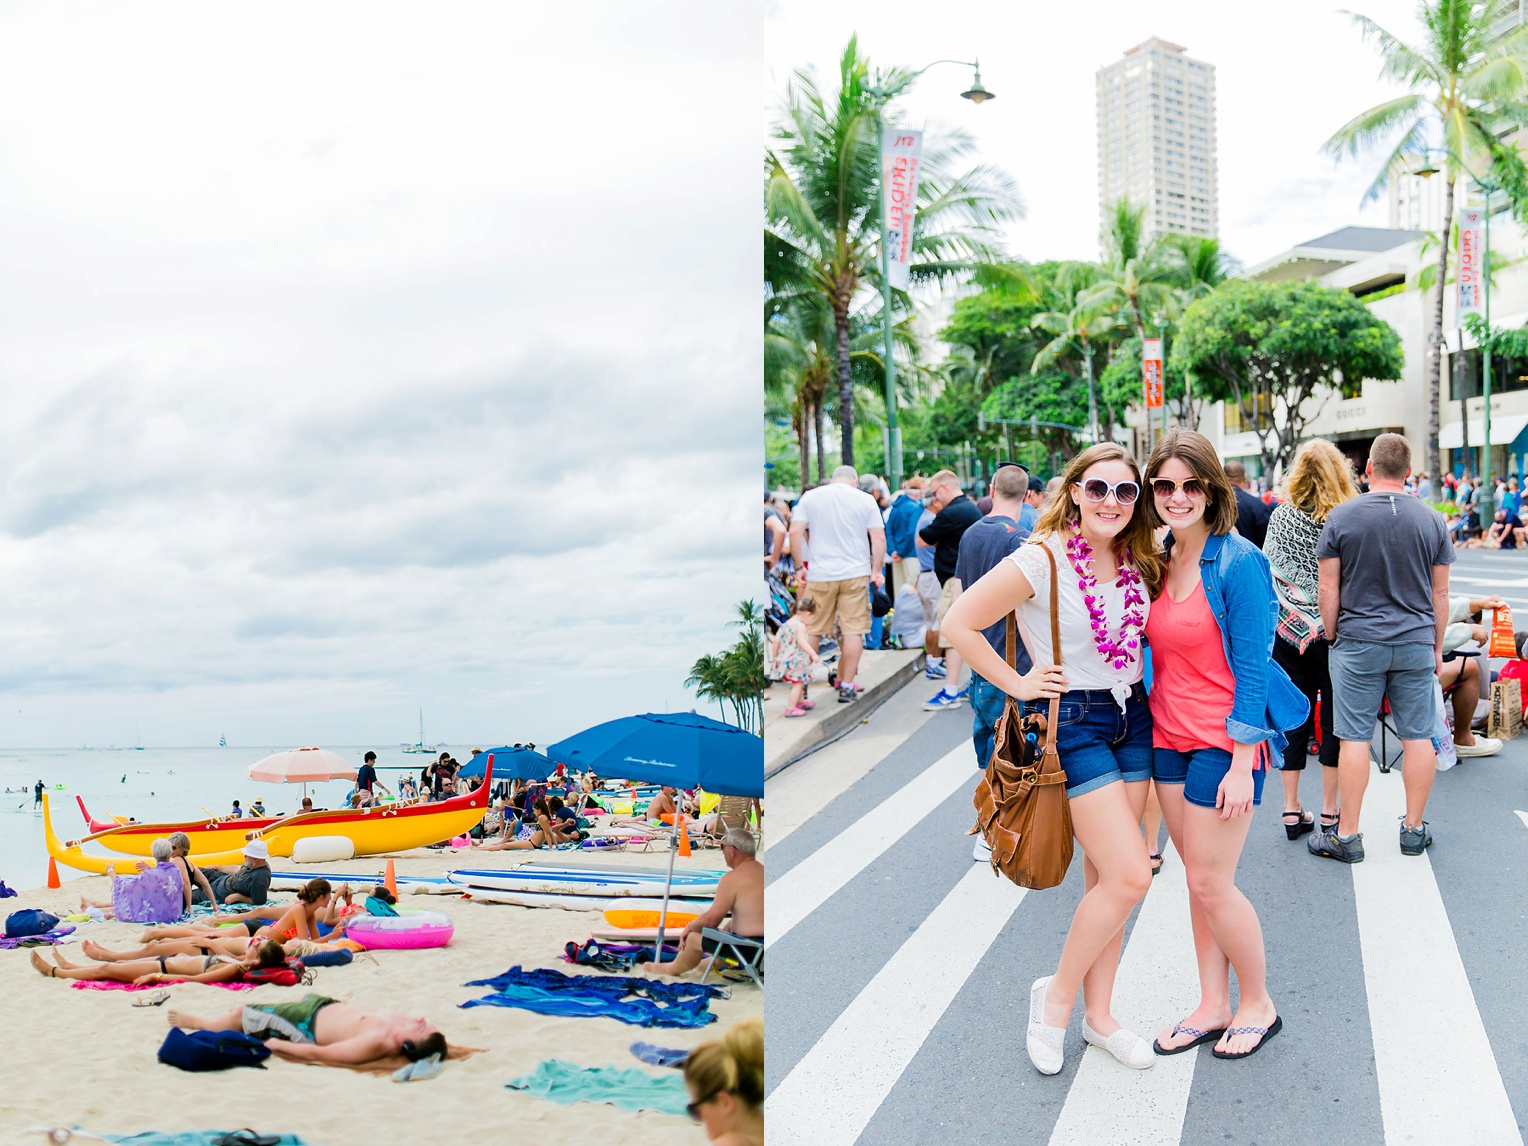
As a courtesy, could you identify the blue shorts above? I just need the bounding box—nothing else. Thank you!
[1152,745,1265,810]
[1022,684,1153,798]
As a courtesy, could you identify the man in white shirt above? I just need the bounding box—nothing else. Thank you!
[790,466,886,701]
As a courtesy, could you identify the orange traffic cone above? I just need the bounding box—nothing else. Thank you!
[677,813,691,858]
[384,858,397,897]
[46,857,61,889]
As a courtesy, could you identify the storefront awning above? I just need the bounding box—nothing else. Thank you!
[1438,412,1528,450]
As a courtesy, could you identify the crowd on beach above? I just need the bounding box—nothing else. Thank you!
[774,426,1519,1074]
[15,757,766,1142]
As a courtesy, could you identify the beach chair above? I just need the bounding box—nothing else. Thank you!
[699,928,763,989]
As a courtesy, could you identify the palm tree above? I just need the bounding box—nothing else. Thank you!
[686,602,766,734]
[1032,264,1120,442]
[1324,0,1528,482]
[767,36,1021,466]
[1083,200,1180,345]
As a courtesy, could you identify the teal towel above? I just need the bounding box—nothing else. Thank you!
[105,1133,317,1146]
[506,1059,691,1117]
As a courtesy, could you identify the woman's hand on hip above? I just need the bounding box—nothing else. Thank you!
[1014,664,1067,701]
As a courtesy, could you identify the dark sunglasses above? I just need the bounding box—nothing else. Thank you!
[1074,479,1140,505]
[687,1092,719,1121]
[1150,477,1206,499]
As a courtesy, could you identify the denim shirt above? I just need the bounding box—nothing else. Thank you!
[1164,530,1310,764]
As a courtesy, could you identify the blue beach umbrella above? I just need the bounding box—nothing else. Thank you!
[547,712,764,962]
[546,712,763,798]
[457,746,554,782]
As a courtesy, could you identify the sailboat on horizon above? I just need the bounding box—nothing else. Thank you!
[402,708,437,755]
[219,733,227,748]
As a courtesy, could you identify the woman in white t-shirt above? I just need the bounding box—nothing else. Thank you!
[943,442,1164,1076]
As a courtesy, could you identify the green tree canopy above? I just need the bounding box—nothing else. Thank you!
[1171,280,1405,474]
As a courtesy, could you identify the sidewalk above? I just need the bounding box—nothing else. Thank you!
[764,646,924,775]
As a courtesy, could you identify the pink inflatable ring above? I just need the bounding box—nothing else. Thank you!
[345,910,454,950]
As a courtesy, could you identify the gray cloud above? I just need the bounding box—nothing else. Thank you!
[0,2,762,747]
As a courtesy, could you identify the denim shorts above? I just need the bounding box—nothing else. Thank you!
[1021,684,1152,798]
[1153,745,1265,810]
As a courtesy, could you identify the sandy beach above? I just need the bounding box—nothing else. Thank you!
[0,842,760,1145]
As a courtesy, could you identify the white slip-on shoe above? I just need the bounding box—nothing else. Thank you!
[972,836,992,863]
[1082,1018,1156,1070]
[1027,976,1066,1075]
[1456,735,1502,758]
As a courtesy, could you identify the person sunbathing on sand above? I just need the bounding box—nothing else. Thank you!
[138,902,289,942]
[168,995,448,1065]
[31,938,288,986]
[257,879,346,942]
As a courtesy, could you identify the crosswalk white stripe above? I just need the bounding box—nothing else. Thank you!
[1353,761,1523,1144]
[1049,841,1200,1146]
[765,864,1026,1145]
[764,744,975,949]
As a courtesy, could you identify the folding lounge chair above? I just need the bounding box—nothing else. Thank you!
[699,928,764,988]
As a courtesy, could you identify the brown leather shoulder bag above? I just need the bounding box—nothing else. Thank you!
[972,541,1074,889]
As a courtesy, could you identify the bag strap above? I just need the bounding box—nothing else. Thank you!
[1041,543,1062,763]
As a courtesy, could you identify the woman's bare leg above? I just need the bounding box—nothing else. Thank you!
[1180,802,1275,1055]
[1041,781,1153,1029]
[1080,779,1151,1035]
[1154,783,1233,1049]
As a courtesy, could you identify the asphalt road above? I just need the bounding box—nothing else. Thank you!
[764,548,1528,1145]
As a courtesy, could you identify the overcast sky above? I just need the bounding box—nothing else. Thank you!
[0,3,759,748]
[766,0,1430,267]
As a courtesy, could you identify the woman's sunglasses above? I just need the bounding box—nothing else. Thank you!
[1074,479,1140,505]
[687,1092,719,1121]
[1150,477,1206,499]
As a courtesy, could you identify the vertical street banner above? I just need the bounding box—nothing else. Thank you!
[1457,206,1484,328]
[882,128,923,290]
[1142,338,1164,409]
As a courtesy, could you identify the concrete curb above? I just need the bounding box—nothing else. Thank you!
[765,650,926,779]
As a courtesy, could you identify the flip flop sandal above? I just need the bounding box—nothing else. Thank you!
[1152,1020,1229,1056]
[1211,1015,1284,1060]
[132,989,171,1007]
[1149,853,1163,877]
[211,1133,280,1146]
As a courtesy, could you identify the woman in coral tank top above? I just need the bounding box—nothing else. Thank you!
[1143,430,1307,1062]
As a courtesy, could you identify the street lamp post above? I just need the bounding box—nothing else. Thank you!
[873,60,993,488]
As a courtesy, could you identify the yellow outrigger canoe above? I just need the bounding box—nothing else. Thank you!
[43,762,493,874]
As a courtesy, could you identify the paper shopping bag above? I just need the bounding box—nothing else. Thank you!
[1488,677,1522,741]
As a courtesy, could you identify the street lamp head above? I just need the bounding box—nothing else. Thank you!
[1413,156,1440,179]
[961,63,994,104]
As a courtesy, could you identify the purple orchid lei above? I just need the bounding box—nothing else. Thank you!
[1064,532,1145,671]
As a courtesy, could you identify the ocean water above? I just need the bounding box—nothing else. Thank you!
[0,744,472,893]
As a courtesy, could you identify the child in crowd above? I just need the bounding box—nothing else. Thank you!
[771,597,821,718]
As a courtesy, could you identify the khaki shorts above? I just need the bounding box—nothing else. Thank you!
[915,571,941,627]
[802,576,872,637]
[890,557,921,600]
[935,577,961,649]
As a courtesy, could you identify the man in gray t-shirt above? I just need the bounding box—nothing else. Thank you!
[1312,433,1453,865]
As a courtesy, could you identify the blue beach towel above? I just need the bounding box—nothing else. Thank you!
[506,1059,691,1116]
[105,1133,318,1145]
[630,1040,690,1068]
[462,966,723,1029]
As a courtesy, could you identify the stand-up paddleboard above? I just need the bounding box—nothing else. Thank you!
[267,870,459,894]
[446,874,713,898]
[460,887,709,911]
[445,868,719,897]
[510,860,727,881]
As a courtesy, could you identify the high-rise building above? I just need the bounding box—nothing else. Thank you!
[1096,37,1218,245]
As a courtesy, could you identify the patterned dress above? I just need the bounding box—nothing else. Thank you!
[773,617,814,684]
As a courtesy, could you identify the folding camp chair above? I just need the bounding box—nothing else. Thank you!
[1372,653,1470,773]
[699,928,764,988]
